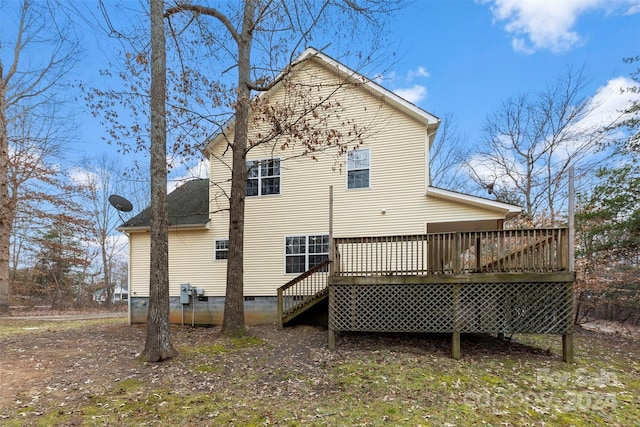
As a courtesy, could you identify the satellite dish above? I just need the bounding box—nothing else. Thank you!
[109,194,133,212]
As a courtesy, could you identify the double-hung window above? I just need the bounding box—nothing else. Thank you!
[247,158,280,196]
[285,235,329,274]
[347,148,370,189]
[214,239,229,260]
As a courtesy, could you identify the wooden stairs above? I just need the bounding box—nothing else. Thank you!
[277,259,331,327]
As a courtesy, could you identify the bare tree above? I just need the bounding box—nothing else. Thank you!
[87,0,402,337]
[73,155,130,306]
[143,0,177,362]
[0,0,79,313]
[164,0,403,336]
[466,67,605,225]
[429,113,470,191]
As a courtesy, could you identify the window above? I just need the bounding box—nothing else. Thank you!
[285,235,329,274]
[215,239,229,260]
[347,148,370,189]
[247,158,280,196]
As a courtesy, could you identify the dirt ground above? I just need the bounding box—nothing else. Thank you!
[1,313,639,424]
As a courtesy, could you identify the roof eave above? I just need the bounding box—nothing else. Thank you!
[117,221,211,233]
[426,186,522,219]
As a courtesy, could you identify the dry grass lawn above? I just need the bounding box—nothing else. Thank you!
[0,315,638,426]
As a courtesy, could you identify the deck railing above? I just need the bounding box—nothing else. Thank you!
[333,228,568,276]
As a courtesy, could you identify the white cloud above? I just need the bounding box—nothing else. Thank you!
[82,233,129,265]
[475,76,639,167]
[167,159,210,193]
[394,85,428,104]
[625,2,640,14]
[375,67,430,103]
[467,151,524,187]
[68,166,102,189]
[373,70,397,84]
[107,233,129,259]
[511,37,535,55]
[484,0,637,54]
[574,76,639,140]
[407,66,430,80]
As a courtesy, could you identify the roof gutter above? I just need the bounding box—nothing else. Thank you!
[116,222,211,233]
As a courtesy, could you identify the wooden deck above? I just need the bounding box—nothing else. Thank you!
[277,228,575,361]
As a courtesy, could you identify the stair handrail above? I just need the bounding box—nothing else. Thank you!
[278,258,332,293]
[277,259,332,327]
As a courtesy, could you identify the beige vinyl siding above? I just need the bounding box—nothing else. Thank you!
[166,229,217,295]
[125,57,511,299]
[203,59,510,297]
[128,229,218,297]
[129,231,150,297]
[422,197,511,222]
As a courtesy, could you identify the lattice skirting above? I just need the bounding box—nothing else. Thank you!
[329,281,574,334]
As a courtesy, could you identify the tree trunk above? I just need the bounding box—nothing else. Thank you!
[102,235,112,306]
[221,0,255,337]
[0,76,12,314]
[141,0,177,362]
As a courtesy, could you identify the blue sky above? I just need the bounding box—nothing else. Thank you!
[376,0,639,147]
[3,0,637,258]
[26,0,636,186]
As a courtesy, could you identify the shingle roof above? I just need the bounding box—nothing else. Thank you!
[119,178,210,229]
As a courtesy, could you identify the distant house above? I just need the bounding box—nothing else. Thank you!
[119,48,574,360]
[94,285,129,303]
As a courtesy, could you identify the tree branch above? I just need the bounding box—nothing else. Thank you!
[165,3,239,43]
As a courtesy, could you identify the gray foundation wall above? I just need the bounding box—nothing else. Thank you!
[129,296,279,325]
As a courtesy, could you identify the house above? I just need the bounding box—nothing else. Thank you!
[94,285,129,303]
[120,48,574,360]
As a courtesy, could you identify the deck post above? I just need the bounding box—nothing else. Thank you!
[277,288,284,330]
[563,278,574,363]
[562,331,574,363]
[328,327,336,350]
[475,236,481,272]
[454,233,461,274]
[329,185,336,277]
[452,330,461,360]
[452,283,461,359]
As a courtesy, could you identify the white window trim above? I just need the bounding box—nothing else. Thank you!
[214,238,229,261]
[283,234,330,274]
[346,147,371,190]
[247,157,282,197]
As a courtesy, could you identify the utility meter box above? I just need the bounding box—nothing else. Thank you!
[180,283,192,304]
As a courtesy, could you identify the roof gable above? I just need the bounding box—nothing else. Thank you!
[296,48,440,127]
[207,47,440,152]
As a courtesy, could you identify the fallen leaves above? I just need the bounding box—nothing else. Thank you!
[0,318,638,426]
